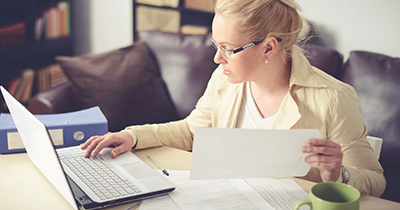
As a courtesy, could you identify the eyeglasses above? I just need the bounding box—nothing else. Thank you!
[211,37,282,59]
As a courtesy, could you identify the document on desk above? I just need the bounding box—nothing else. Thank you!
[190,128,319,180]
[140,170,275,210]
[139,170,310,210]
[245,178,309,210]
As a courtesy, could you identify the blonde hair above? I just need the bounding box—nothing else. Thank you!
[214,0,303,62]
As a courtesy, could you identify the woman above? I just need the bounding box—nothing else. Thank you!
[81,0,385,196]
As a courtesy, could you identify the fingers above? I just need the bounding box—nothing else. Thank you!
[305,153,340,165]
[302,145,337,155]
[88,136,111,158]
[80,133,114,158]
[306,153,342,181]
[80,131,134,158]
[80,135,96,150]
[306,138,339,148]
[302,138,342,155]
[302,138,343,182]
[302,138,343,167]
[111,147,123,158]
[82,136,104,158]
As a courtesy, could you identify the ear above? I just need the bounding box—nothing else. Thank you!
[264,37,279,60]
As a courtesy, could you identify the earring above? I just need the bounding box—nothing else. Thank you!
[265,59,269,64]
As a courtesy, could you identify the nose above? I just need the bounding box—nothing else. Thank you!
[213,49,227,64]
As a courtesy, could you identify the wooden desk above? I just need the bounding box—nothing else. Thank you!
[0,146,398,210]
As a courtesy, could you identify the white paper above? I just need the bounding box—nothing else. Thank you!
[139,195,180,210]
[190,128,319,180]
[142,170,274,210]
[140,170,311,210]
[245,178,309,210]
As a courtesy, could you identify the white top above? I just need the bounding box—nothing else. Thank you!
[236,82,277,129]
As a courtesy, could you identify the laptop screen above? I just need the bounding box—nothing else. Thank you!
[1,86,79,210]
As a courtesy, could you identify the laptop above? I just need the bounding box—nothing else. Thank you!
[1,86,175,210]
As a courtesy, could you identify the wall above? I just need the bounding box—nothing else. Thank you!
[71,0,399,58]
[297,0,400,58]
[71,0,133,55]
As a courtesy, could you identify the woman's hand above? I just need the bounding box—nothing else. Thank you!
[80,131,135,158]
[302,138,343,182]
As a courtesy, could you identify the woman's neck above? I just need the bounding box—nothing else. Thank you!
[249,59,291,117]
[251,59,291,98]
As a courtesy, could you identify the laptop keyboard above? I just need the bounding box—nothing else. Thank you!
[57,147,142,201]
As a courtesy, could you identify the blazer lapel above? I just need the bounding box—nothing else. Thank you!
[270,92,301,129]
[216,82,244,128]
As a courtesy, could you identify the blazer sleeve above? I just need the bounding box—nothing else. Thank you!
[328,84,386,197]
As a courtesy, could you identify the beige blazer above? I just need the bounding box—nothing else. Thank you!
[128,46,385,197]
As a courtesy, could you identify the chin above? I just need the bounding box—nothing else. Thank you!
[226,76,243,84]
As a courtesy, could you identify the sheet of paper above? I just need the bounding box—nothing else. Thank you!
[141,170,274,210]
[190,128,319,180]
[139,195,180,210]
[245,178,309,210]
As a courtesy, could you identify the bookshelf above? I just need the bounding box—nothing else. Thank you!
[0,0,73,112]
[133,0,215,39]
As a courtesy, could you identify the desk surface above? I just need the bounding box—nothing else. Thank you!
[0,146,398,210]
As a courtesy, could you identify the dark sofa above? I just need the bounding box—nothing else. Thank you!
[27,30,400,202]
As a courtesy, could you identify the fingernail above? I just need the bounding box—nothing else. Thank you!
[112,151,117,158]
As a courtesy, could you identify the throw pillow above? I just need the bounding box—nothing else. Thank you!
[56,42,178,132]
[138,31,218,119]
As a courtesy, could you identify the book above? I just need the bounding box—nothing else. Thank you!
[37,66,47,93]
[47,7,59,40]
[41,1,71,41]
[2,69,35,108]
[58,1,70,37]
[37,63,68,92]
[184,0,216,12]
[181,25,209,35]
[136,5,181,33]
[7,78,20,97]
[14,69,35,104]
[0,22,26,51]
[49,63,68,88]
[20,69,35,104]
[64,1,71,36]
[34,17,45,41]
[136,0,179,8]
[1,78,20,110]
[58,2,67,37]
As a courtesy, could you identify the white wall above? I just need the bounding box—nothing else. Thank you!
[297,0,400,58]
[72,0,133,55]
[71,0,399,58]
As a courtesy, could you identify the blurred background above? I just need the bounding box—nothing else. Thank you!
[1,0,399,112]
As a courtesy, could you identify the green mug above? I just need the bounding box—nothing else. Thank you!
[294,182,360,210]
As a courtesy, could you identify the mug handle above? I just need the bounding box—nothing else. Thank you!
[293,198,312,210]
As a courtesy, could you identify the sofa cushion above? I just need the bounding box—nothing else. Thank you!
[56,42,177,132]
[305,45,343,79]
[342,51,400,202]
[138,31,218,119]
[342,51,400,160]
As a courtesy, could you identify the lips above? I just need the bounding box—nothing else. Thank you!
[223,69,231,75]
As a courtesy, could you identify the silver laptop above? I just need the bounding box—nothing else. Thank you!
[1,86,175,210]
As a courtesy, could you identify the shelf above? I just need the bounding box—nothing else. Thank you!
[180,9,214,27]
[135,2,214,13]
[135,2,179,10]
[134,1,215,34]
[0,36,73,67]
